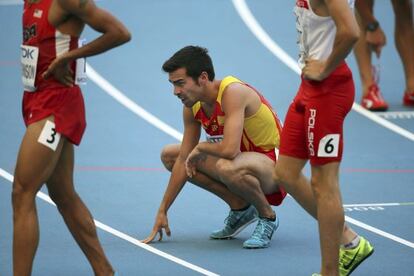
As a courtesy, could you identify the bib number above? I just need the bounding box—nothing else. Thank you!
[21,45,39,92]
[206,134,223,143]
[317,134,340,157]
[38,120,61,151]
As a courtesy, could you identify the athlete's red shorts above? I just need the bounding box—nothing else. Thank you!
[261,149,287,206]
[22,86,86,145]
[279,62,355,166]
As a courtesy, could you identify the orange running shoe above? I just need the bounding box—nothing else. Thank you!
[361,84,388,111]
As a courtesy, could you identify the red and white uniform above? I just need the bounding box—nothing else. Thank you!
[279,0,355,165]
[21,0,86,145]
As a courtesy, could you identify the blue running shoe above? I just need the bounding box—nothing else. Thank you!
[210,205,258,239]
[243,216,278,249]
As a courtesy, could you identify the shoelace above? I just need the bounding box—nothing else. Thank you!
[223,211,241,228]
[250,219,273,240]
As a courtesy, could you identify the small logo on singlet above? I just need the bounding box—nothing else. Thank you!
[23,24,37,42]
[33,9,43,18]
[296,0,309,9]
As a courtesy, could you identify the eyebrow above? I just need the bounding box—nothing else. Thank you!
[169,79,185,85]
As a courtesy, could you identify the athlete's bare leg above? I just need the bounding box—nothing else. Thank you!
[161,144,247,210]
[354,7,375,97]
[391,0,414,92]
[274,155,358,247]
[46,141,114,276]
[311,162,344,276]
[214,152,277,219]
[12,117,65,276]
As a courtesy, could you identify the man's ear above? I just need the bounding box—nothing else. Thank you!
[199,71,209,85]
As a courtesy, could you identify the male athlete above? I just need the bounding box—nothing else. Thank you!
[14,0,130,275]
[274,0,374,275]
[142,46,286,249]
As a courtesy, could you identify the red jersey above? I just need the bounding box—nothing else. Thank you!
[22,0,79,92]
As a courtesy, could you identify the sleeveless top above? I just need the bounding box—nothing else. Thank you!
[22,0,80,92]
[192,76,282,155]
[294,0,355,69]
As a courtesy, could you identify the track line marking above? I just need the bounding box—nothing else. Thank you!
[231,0,414,143]
[343,202,414,208]
[232,0,414,249]
[376,111,414,120]
[0,168,218,276]
[86,64,183,141]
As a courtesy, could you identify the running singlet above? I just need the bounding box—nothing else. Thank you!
[294,0,355,69]
[192,76,282,158]
[22,0,80,92]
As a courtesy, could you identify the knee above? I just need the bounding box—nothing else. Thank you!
[215,159,238,183]
[11,178,37,210]
[274,164,296,185]
[160,145,177,171]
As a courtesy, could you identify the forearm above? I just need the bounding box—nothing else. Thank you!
[158,160,188,214]
[323,29,359,76]
[197,141,239,160]
[355,0,376,28]
[62,30,130,63]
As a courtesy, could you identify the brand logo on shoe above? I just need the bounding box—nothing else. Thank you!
[363,99,373,109]
[343,248,360,270]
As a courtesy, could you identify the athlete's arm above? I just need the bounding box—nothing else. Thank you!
[43,0,131,80]
[59,0,130,60]
[355,0,376,28]
[323,0,360,75]
[196,84,246,160]
[159,107,201,214]
[142,107,201,243]
[303,0,359,80]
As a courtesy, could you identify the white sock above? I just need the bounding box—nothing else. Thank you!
[343,235,360,249]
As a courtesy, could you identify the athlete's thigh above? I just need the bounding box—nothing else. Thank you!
[46,141,75,199]
[14,116,65,191]
[195,154,222,182]
[232,152,277,194]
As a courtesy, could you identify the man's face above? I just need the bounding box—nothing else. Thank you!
[168,68,201,107]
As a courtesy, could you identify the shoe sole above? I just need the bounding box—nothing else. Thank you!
[243,243,270,249]
[345,248,374,276]
[366,107,388,111]
[210,217,258,240]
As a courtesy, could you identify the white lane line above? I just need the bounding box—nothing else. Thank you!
[232,0,414,248]
[343,202,414,208]
[376,111,414,120]
[345,216,414,249]
[0,168,218,276]
[231,0,414,143]
[86,64,183,141]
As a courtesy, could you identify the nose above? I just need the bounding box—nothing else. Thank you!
[174,87,182,96]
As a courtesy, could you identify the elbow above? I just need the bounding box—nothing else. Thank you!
[113,26,131,45]
[119,28,132,44]
[347,25,360,44]
[339,28,360,47]
[350,29,360,44]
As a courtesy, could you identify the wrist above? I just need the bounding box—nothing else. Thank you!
[366,21,379,32]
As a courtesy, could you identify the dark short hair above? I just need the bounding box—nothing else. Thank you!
[162,46,215,81]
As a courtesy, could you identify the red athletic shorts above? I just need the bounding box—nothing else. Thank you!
[279,62,355,166]
[22,86,86,145]
[261,149,287,206]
